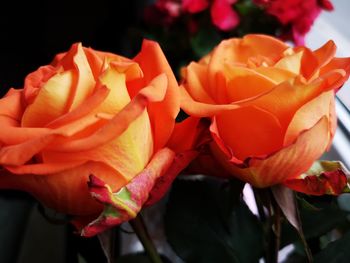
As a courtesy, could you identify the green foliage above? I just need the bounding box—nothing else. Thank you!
[165,178,264,263]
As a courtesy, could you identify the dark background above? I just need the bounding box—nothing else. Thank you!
[0,0,148,96]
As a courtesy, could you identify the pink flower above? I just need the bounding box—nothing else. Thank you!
[182,0,209,13]
[255,0,334,45]
[145,0,239,31]
[210,0,239,31]
[182,0,239,31]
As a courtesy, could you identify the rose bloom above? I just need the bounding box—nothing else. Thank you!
[180,34,350,188]
[0,41,197,236]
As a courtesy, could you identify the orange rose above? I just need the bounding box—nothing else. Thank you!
[181,34,350,188]
[0,41,197,236]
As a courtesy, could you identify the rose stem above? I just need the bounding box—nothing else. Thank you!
[129,213,163,263]
[253,188,281,263]
[272,199,281,263]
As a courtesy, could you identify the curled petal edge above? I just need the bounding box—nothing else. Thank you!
[283,160,350,195]
[80,148,176,237]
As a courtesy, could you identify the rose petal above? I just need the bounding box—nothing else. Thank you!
[180,86,240,117]
[225,66,276,102]
[51,73,167,152]
[0,116,51,144]
[249,116,330,187]
[80,148,175,236]
[313,40,336,69]
[0,88,23,119]
[274,51,304,74]
[214,105,284,160]
[208,35,287,67]
[167,117,207,152]
[294,46,319,80]
[0,161,126,216]
[284,161,349,195]
[253,67,296,83]
[4,160,86,175]
[129,40,180,151]
[46,84,110,128]
[21,70,75,127]
[68,43,96,111]
[0,112,106,166]
[283,91,334,146]
[23,66,57,105]
[320,57,350,91]
[183,62,215,104]
[237,70,343,129]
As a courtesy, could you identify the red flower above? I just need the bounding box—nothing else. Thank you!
[255,0,334,45]
[182,0,209,13]
[145,0,240,31]
[210,0,239,31]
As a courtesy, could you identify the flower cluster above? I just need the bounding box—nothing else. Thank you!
[254,0,334,45]
[0,34,349,237]
[145,0,239,31]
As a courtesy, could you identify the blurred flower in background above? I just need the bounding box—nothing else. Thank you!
[141,0,334,74]
[254,0,334,45]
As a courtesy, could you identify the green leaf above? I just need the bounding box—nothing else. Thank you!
[314,231,350,263]
[165,178,263,263]
[281,196,350,247]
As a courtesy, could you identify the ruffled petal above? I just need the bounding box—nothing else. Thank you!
[292,47,319,79]
[0,88,24,119]
[283,91,334,146]
[129,40,180,151]
[0,116,50,144]
[180,86,240,117]
[313,40,336,69]
[46,84,110,128]
[167,117,207,152]
[237,70,344,129]
[253,67,296,83]
[283,160,349,195]
[319,57,350,91]
[0,112,105,166]
[182,62,215,104]
[248,117,330,187]
[80,148,175,237]
[51,73,167,152]
[23,66,57,105]
[21,70,75,127]
[274,50,304,74]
